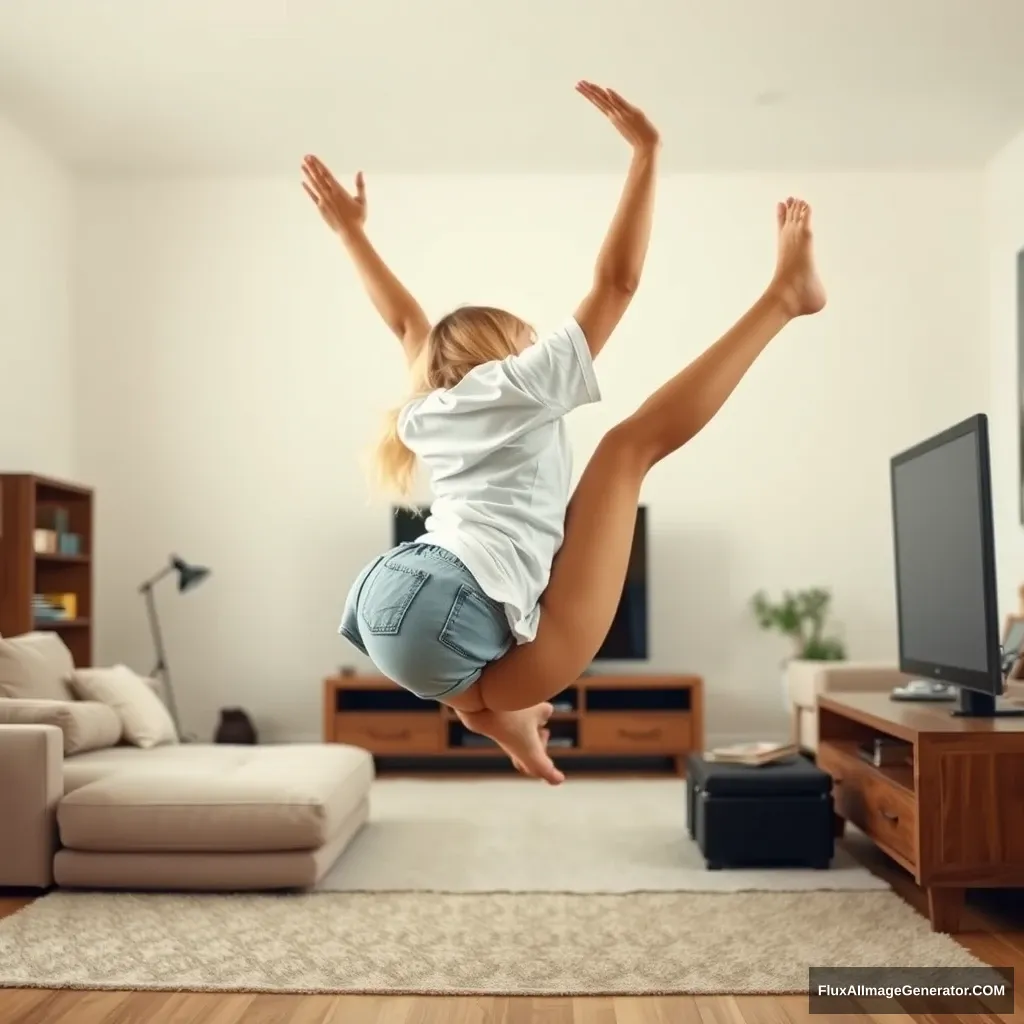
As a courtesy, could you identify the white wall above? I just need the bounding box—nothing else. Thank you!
[74,171,986,743]
[0,116,74,477]
[986,129,1024,619]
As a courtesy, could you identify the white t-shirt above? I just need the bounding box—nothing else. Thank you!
[398,318,601,643]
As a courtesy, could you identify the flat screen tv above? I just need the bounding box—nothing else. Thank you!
[890,413,1023,717]
[392,505,649,660]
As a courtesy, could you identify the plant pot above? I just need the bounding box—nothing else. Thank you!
[782,658,845,713]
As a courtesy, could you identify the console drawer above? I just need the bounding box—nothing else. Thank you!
[333,713,441,754]
[818,744,917,867]
[582,713,691,753]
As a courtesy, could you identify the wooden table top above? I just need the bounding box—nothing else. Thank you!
[819,690,1024,739]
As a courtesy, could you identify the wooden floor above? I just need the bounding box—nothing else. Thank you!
[1,832,1022,1023]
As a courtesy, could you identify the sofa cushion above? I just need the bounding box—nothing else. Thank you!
[63,741,246,791]
[0,699,122,755]
[70,664,178,748]
[57,743,375,853]
[0,633,74,701]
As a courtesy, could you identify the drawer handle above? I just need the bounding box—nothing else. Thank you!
[880,809,899,823]
[369,729,411,741]
[619,728,661,741]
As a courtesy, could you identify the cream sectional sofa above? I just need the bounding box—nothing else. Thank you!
[0,632,374,891]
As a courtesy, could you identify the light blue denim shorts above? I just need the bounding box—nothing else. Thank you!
[340,542,515,701]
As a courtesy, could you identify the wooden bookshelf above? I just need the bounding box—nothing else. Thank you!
[0,475,94,666]
[323,673,704,775]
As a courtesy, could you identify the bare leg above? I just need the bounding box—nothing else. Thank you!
[477,198,826,711]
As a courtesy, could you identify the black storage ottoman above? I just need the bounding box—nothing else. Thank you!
[686,752,835,870]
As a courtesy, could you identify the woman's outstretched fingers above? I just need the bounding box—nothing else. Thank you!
[605,89,632,114]
[300,155,367,232]
[304,156,343,200]
[576,81,614,117]
[576,82,659,151]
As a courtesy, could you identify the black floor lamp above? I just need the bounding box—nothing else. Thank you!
[139,554,211,738]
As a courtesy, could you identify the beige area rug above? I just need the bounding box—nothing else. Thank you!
[0,890,982,995]
[318,779,887,892]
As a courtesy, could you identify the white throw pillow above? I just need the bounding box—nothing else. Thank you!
[71,665,179,749]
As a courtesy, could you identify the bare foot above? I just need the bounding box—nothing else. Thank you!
[771,197,826,318]
[457,704,565,785]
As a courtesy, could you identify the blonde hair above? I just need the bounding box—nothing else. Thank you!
[374,306,532,499]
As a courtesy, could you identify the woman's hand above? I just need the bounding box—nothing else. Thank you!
[576,81,660,154]
[303,153,429,359]
[301,155,366,234]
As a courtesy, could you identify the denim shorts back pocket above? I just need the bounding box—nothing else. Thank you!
[339,554,387,655]
[359,559,431,636]
[439,584,513,663]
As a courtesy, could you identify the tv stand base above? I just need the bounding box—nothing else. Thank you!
[952,707,1024,718]
[952,688,1024,718]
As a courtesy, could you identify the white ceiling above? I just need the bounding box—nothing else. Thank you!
[1,0,1023,174]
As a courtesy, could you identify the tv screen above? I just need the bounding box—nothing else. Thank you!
[391,505,648,660]
[890,413,1001,695]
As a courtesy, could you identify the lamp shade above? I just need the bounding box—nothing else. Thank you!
[171,556,211,593]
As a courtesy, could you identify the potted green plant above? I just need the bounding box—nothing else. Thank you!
[751,587,847,709]
[751,587,847,661]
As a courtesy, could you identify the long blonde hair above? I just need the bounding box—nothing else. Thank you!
[374,306,531,499]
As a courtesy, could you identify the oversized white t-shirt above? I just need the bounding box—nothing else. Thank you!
[398,318,601,643]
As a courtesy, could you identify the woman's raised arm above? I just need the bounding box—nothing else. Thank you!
[302,155,430,363]
[572,83,660,359]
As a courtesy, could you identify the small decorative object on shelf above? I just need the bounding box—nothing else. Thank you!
[856,737,912,768]
[59,533,82,556]
[214,707,258,744]
[33,529,57,554]
[35,507,82,555]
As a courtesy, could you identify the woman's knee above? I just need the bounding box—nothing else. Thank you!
[595,418,661,474]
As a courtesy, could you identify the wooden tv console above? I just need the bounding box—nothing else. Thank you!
[817,691,1024,933]
[323,673,704,775]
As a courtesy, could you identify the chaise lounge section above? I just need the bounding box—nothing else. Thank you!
[0,632,373,891]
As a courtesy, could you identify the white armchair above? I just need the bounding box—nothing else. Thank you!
[785,660,910,752]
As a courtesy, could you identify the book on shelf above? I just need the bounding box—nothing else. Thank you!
[33,592,77,621]
[704,741,799,766]
[857,737,912,768]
